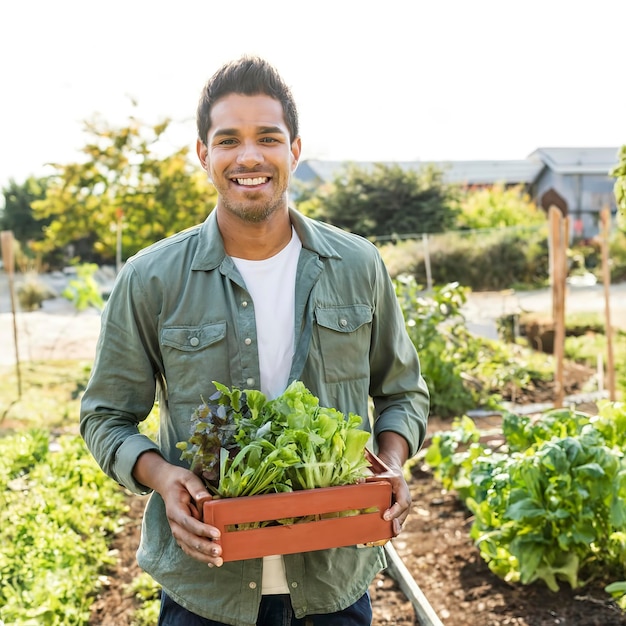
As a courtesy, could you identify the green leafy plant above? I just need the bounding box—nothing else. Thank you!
[177,380,372,498]
[62,263,104,311]
[424,401,626,603]
[395,276,553,417]
[125,572,161,626]
[0,430,127,626]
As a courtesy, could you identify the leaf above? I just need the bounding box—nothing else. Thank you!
[506,497,546,521]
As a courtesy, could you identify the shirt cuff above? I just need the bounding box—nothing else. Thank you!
[115,433,162,495]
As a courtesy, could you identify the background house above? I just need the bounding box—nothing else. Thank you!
[294,147,620,238]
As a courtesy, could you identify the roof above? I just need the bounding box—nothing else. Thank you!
[294,147,621,189]
[429,160,543,185]
[527,147,620,175]
[295,159,543,187]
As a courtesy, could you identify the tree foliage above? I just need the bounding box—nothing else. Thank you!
[455,183,546,230]
[610,145,626,232]
[0,176,50,243]
[295,162,457,238]
[31,114,217,265]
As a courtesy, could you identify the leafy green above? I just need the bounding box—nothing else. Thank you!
[0,430,127,625]
[424,401,626,598]
[177,380,372,498]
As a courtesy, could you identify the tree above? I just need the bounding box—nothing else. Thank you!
[455,183,545,230]
[0,176,50,243]
[32,113,217,265]
[296,162,457,238]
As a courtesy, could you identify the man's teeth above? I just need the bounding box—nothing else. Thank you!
[236,177,268,186]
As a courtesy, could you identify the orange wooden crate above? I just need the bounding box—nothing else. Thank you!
[200,480,393,562]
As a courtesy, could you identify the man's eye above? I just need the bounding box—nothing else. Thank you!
[218,139,237,145]
[260,137,278,144]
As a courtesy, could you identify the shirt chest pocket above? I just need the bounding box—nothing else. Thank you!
[314,305,372,383]
[161,322,227,351]
[161,322,228,400]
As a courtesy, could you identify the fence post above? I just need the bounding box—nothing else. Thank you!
[1,230,22,398]
[549,207,567,408]
[422,233,432,291]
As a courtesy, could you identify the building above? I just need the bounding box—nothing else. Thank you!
[293,147,620,238]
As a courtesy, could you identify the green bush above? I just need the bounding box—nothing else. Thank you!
[609,230,626,282]
[381,226,550,291]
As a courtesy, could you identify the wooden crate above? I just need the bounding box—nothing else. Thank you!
[200,480,393,562]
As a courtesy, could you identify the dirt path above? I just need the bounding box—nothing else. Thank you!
[0,306,101,366]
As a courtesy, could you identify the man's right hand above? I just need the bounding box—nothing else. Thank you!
[133,450,224,567]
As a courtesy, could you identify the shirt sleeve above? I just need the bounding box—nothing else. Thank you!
[80,262,164,494]
[369,253,430,458]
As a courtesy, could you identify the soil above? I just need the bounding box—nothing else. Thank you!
[88,361,626,626]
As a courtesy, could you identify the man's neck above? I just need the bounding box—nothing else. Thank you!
[217,207,293,260]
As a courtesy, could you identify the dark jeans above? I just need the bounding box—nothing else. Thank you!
[158,591,372,626]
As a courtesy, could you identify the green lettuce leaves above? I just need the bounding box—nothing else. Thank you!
[177,381,371,498]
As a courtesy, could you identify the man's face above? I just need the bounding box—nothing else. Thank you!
[197,93,301,223]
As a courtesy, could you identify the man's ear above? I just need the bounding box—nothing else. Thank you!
[290,137,302,173]
[196,139,209,171]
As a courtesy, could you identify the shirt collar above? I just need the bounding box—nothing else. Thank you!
[190,207,342,272]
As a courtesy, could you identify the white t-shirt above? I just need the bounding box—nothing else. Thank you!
[231,227,302,594]
[232,228,301,400]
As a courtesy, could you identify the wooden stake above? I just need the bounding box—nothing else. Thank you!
[1,230,22,398]
[600,207,616,401]
[549,207,567,408]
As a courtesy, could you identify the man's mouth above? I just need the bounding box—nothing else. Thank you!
[233,177,269,186]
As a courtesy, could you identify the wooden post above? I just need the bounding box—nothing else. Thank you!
[1,230,22,398]
[549,207,567,408]
[422,233,433,291]
[600,207,616,400]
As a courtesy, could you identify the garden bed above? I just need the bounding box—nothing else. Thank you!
[89,362,626,625]
[91,448,626,625]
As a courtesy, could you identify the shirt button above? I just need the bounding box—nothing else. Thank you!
[340,318,348,327]
[248,581,257,589]
[244,338,252,345]
[246,377,255,387]
[291,582,298,588]
[189,337,200,347]
[242,301,248,307]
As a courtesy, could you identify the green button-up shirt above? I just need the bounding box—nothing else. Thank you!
[80,208,429,626]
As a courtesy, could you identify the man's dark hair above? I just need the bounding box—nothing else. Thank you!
[197,56,299,145]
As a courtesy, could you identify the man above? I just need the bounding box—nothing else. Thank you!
[80,56,430,626]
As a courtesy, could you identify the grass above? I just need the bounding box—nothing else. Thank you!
[0,359,92,433]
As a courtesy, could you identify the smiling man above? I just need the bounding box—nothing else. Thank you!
[80,56,430,626]
[198,92,300,256]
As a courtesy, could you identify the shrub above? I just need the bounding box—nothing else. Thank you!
[381,226,549,291]
[16,274,56,311]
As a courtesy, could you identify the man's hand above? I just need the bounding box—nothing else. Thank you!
[374,432,412,536]
[133,451,224,567]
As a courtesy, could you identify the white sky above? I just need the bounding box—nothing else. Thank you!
[1,0,625,190]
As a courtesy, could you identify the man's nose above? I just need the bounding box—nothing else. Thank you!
[236,141,262,167]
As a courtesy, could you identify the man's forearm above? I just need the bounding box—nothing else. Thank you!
[376,431,410,469]
[132,450,172,493]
